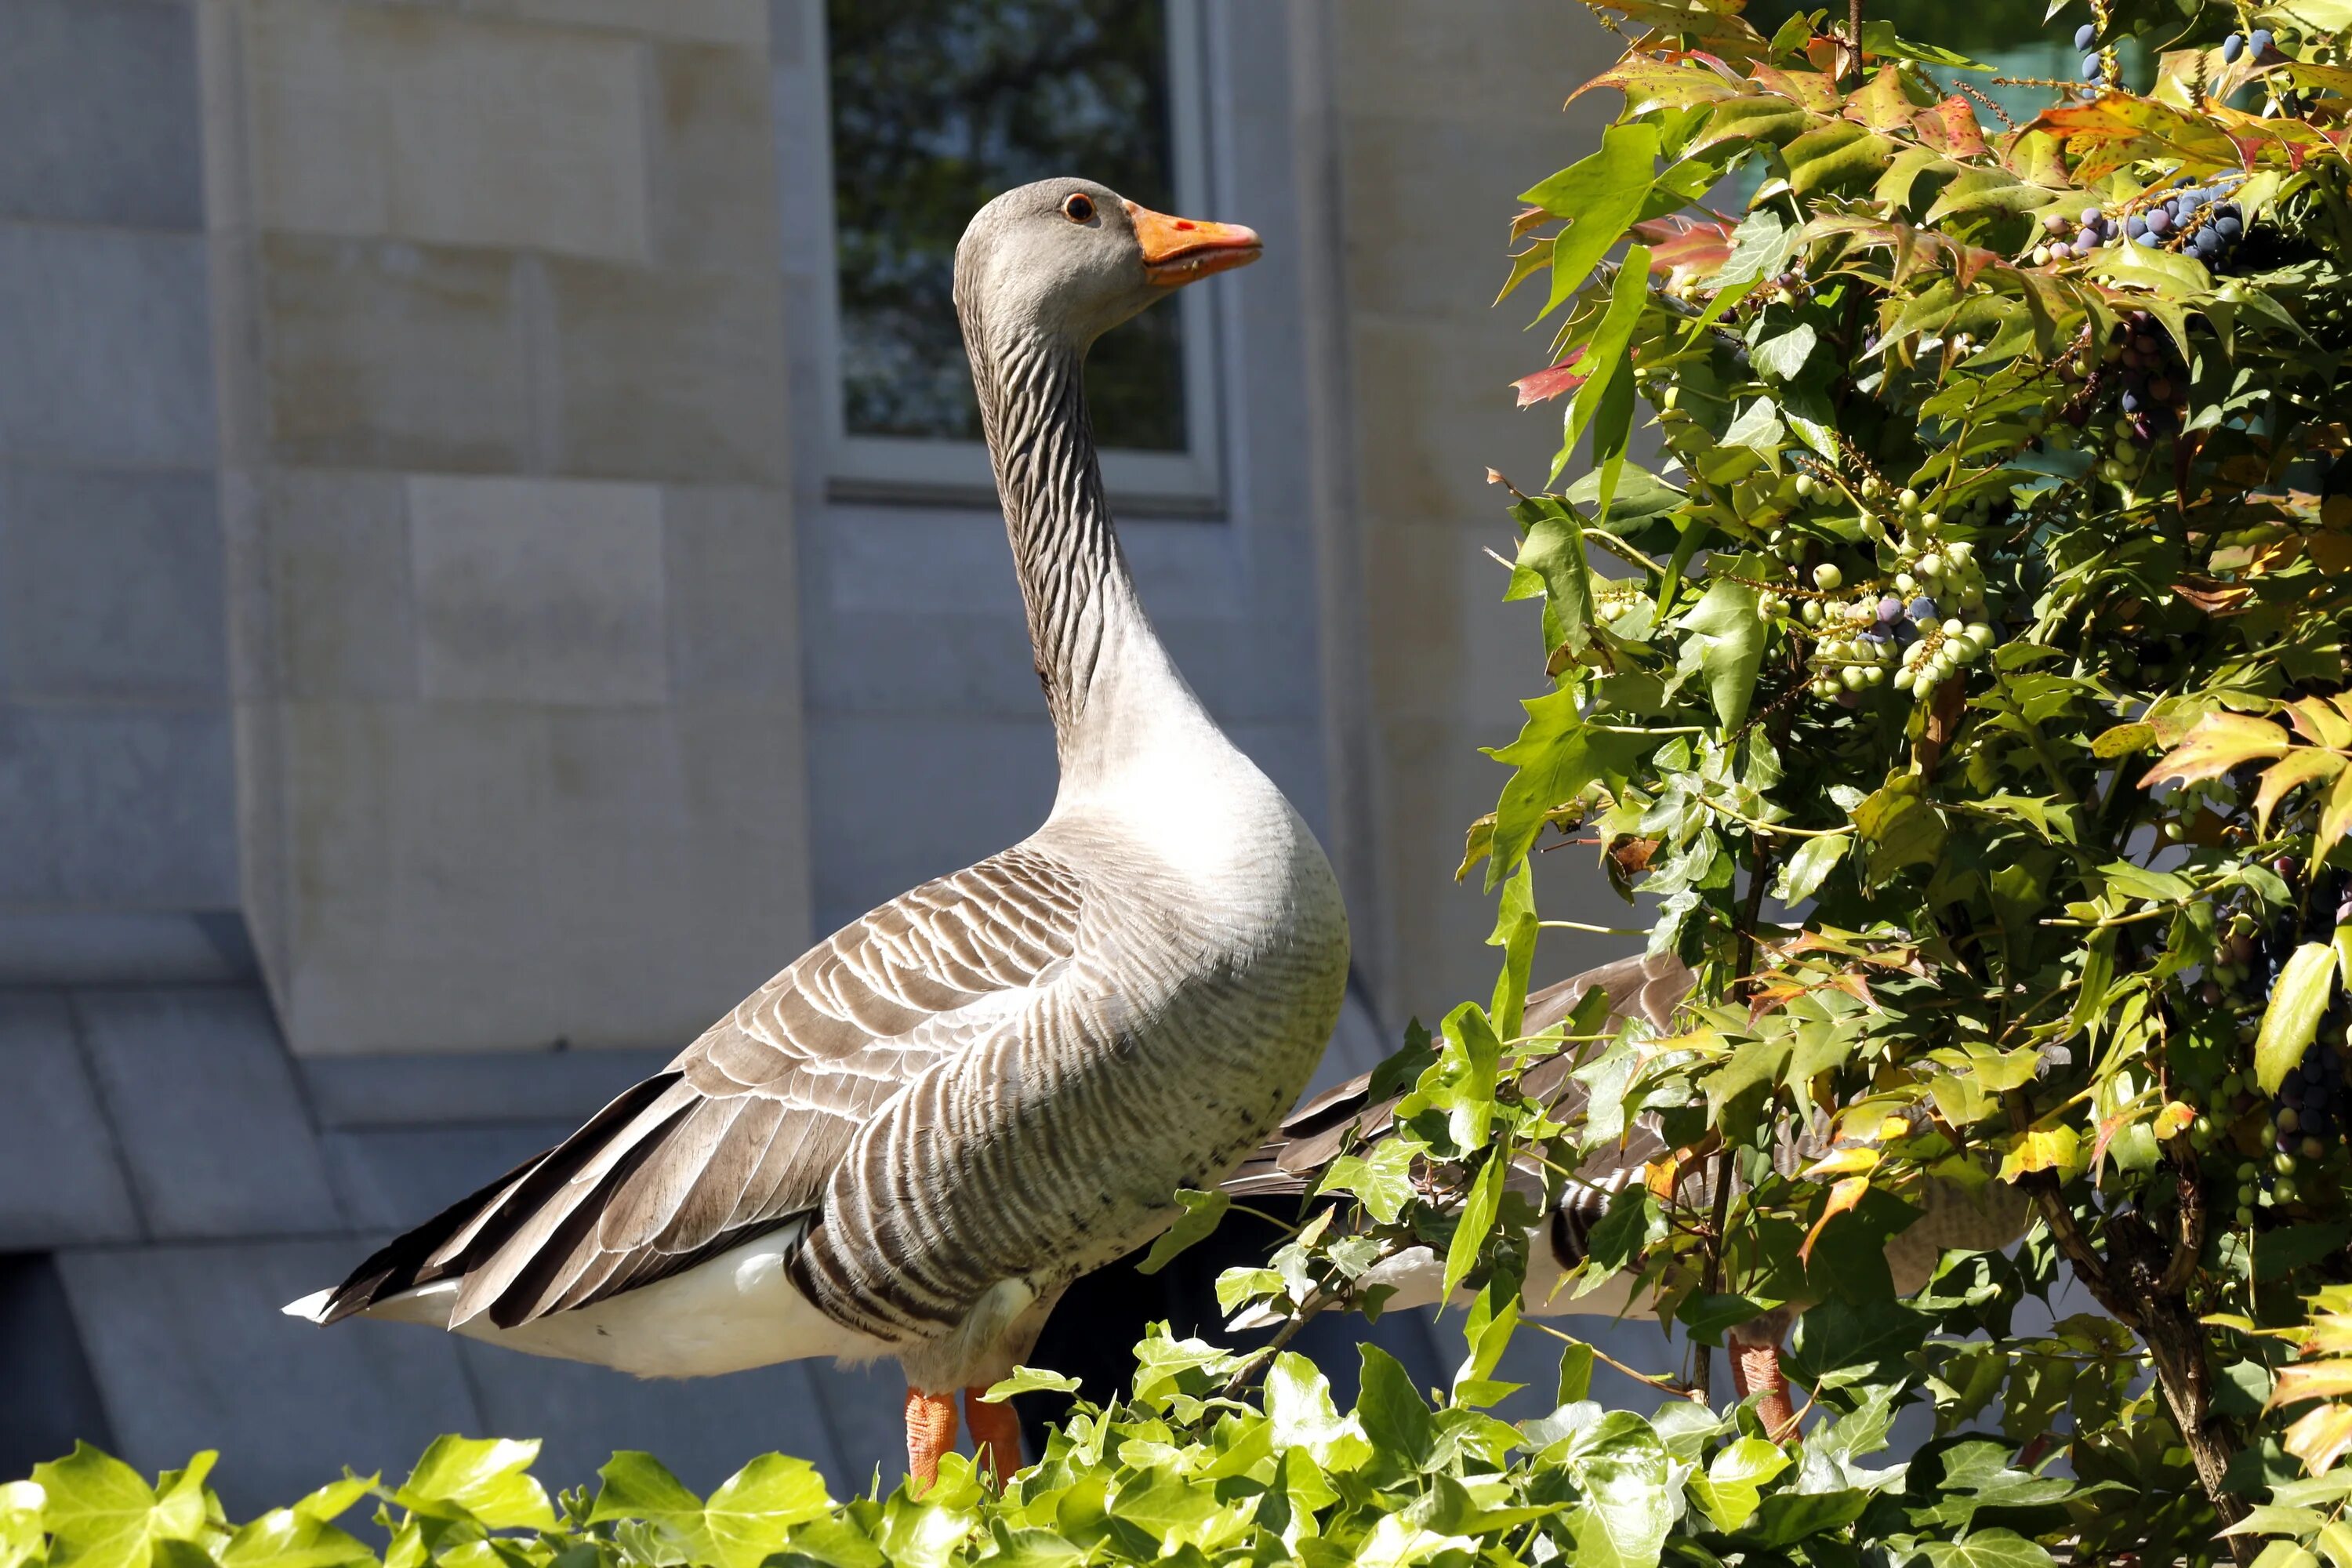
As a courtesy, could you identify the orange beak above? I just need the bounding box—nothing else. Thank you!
[1126,200,1261,285]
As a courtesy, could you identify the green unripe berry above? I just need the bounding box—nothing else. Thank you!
[1794,474,1816,498]
[1895,572,1918,596]
[2238,1203,2257,1225]
[2276,1150,2299,1175]
[1899,488,1920,511]
[1801,599,1824,625]
[2278,1176,2301,1203]
[1918,554,1945,579]
[1813,562,1844,591]
[1893,667,1915,692]
[1919,512,1940,531]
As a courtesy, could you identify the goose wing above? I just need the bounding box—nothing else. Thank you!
[318,844,1087,1331]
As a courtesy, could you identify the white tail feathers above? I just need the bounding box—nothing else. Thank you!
[281,1288,333,1323]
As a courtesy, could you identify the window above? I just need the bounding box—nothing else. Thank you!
[816,0,1225,512]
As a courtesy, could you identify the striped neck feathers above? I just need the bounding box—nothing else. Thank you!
[967,324,1155,746]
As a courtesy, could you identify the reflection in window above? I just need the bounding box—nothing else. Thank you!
[827,0,1188,453]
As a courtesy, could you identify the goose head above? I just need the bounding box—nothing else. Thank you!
[953,177,1260,351]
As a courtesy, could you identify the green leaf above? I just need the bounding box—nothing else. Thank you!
[1676,577,1765,731]
[1523,123,1662,314]
[1443,1144,1511,1300]
[1781,121,1896,195]
[394,1437,555,1533]
[34,1457,209,1568]
[1488,859,1538,1040]
[1564,1421,1671,1568]
[1752,322,1819,382]
[1137,1189,1230,1275]
[588,1452,703,1531]
[1557,247,1656,488]
[1773,833,1849,905]
[978,1367,1084,1401]
[1686,1436,1790,1532]
[701,1455,833,1568]
[218,1510,374,1568]
[1356,1344,1435,1469]
[1505,497,1596,655]
[1265,1353,1371,1471]
[1916,1530,2058,1568]
[1558,1339,1596,1405]
[1316,1139,1417,1225]
[2256,942,2337,1095]
[1853,777,1945,885]
[1482,688,1654,887]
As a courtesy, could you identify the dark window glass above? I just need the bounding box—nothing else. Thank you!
[827,0,1188,452]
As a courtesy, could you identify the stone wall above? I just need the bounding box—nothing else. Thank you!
[201,0,814,1057]
[1327,0,1632,1021]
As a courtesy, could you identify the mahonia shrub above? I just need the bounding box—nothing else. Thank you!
[20,3,2352,1567]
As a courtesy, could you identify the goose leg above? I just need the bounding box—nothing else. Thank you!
[964,1388,1024,1486]
[905,1386,959,1490]
[1726,1330,1798,1441]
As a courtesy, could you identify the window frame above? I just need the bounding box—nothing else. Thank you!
[804,0,1229,517]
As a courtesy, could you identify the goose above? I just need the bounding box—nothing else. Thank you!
[285,179,1351,1490]
[1228,953,2029,1435]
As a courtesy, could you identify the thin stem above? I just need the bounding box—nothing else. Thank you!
[1538,920,1652,935]
[1523,1319,1697,1399]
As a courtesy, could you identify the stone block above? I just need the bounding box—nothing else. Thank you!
[56,1240,484,1517]
[263,469,417,700]
[1335,0,1614,130]
[274,697,807,1057]
[276,699,553,1054]
[408,474,669,705]
[662,486,802,699]
[0,912,257,987]
[0,223,213,469]
[528,706,806,1043]
[73,985,341,1240]
[303,1046,673,1130]
[805,713,1057,938]
[245,0,649,261]
[0,992,141,1248]
[800,612,1044,721]
[543,257,789,484]
[1350,314,1547,527]
[0,0,203,230]
[455,0,767,47]
[458,1347,855,1497]
[257,231,529,473]
[648,42,784,274]
[321,1123,570,1231]
[0,709,238,910]
[0,469,226,703]
[1342,118,1577,322]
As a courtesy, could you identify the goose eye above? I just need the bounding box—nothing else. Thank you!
[1060,193,1096,223]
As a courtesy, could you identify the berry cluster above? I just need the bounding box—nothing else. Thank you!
[1754,480,2000,709]
[2221,27,2283,64]
[2029,183,2248,272]
[2074,22,2108,83]
[2068,310,2189,452]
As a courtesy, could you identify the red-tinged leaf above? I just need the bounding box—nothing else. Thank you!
[1631,212,1737,280]
[1799,1176,1870,1262]
[1510,205,1551,241]
[1828,972,1877,1010]
[1915,96,1989,158]
[1842,63,1919,132]
[1513,349,1591,407]
[2140,712,2292,788]
[1689,94,1814,154]
[1748,64,1842,111]
[2256,749,2347,834]
[1570,51,1740,114]
[2174,577,2254,615]
[2027,93,2241,181]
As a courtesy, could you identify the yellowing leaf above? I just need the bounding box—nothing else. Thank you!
[1799,1175,1869,1262]
[2321,769,2352,866]
[2292,1404,2352,1478]
[2140,713,2291,789]
[2291,697,2352,748]
[2275,1362,2352,1408]
[2258,749,2347,834]
[2154,1101,2196,1140]
[1800,1145,1883,1180]
[1999,1125,2081,1182]
[2256,943,2339,1096]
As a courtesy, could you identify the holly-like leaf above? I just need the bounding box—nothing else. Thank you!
[1526,124,1662,315]
[1677,577,1765,731]
[2256,943,2339,1096]
[2140,713,2292,789]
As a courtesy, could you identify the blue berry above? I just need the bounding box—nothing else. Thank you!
[2223,31,2245,62]
[2217,213,2243,238]
[2252,27,2275,52]
[1907,596,1939,623]
[2195,228,2224,259]
[1877,596,1904,625]
[2125,214,2147,238]
[2075,21,2098,49]
[2083,52,2104,78]
[2136,231,2161,248]
[2074,227,2099,249]
[2147,209,2172,235]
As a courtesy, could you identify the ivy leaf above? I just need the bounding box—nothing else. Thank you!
[1316,1140,1417,1225]
[34,1447,215,1568]
[1916,1530,2058,1568]
[1505,496,1596,655]
[1676,578,1765,731]
[1137,1189,1231,1276]
[588,1452,704,1533]
[1563,1421,1671,1568]
[699,1455,833,1568]
[395,1436,554,1533]
[1752,322,1820,382]
[1686,1437,1791,1533]
[978,1367,1084,1402]
[1356,1345,1435,1469]
[2256,943,2338,1095]
[1489,859,1538,1040]
[1443,1145,1511,1299]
